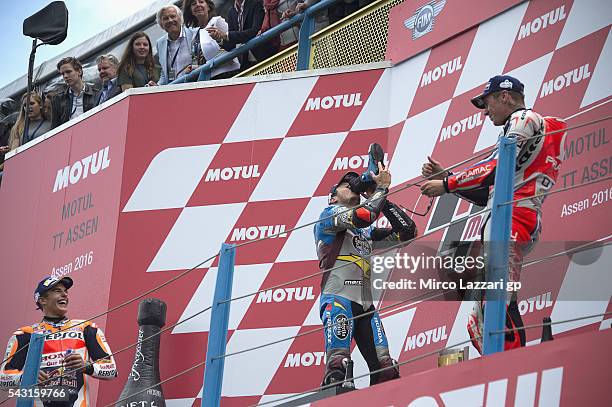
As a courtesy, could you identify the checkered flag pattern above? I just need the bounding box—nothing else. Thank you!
[102,1,612,404]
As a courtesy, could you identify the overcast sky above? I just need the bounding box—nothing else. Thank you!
[1,0,159,89]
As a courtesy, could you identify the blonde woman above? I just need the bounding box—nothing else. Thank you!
[8,92,51,149]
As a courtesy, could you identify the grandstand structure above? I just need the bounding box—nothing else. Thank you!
[0,0,240,100]
[1,0,611,406]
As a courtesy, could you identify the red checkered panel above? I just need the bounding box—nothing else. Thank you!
[99,1,612,405]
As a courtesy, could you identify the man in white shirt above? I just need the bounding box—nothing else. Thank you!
[156,5,197,85]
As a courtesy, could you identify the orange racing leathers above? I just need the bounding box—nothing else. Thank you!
[0,317,117,406]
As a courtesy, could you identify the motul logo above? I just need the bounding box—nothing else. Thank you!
[439,113,483,142]
[420,56,463,87]
[230,225,287,241]
[405,325,448,351]
[256,287,315,303]
[53,146,110,193]
[540,64,591,98]
[332,153,389,171]
[284,351,326,368]
[519,291,553,316]
[305,93,363,111]
[204,165,261,182]
[410,367,563,406]
[518,5,566,40]
[461,213,485,241]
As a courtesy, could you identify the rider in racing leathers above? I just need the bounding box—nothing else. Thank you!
[0,276,117,406]
[315,163,417,386]
[420,75,567,354]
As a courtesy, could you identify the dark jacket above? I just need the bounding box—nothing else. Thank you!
[94,78,122,107]
[51,83,97,129]
[0,112,18,168]
[222,0,279,69]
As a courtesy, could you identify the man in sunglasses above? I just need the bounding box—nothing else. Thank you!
[420,75,567,354]
[314,154,417,387]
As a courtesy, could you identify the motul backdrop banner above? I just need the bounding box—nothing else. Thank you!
[313,329,612,407]
[385,0,525,64]
[0,101,129,403]
[0,0,610,405]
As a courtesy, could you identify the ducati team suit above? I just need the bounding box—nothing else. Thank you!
[0,277,117,406]
[443,81,567,353]
[314,175,417,386]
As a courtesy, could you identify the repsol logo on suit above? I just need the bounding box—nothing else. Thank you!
[97,369,117,377]
[45,331,84,341]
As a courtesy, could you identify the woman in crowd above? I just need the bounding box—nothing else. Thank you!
[182,0,240,79]
[117,32,160,91]
[43,92,53,121]
[209,0,279,72]
[7,92,52,150]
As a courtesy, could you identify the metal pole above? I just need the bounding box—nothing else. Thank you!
[483,135,516,355]
[203,243,236,407]
[296,12,315,70]
[16,332,44,407]
[23,38,38,145]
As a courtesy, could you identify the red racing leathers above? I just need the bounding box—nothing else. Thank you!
[442,108,567,353]
[0,317,117,406]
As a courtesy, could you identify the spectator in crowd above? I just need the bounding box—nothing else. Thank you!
[156,5,197,84]
[117,32,160,91]
[0,98,19,177]
[276,0,302,46]
[95,54,121,106]
[0,276,117,405]
[42,92,53,120]
[0,98,18,123]
[51,57,97,128]
[211,0,279,71]
[283,0,371,25]
[8,92,52,149]
[327,0,367,24]
[281,0,306,19]
[182,0,240,78]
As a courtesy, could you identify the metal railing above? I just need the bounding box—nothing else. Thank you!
[170,0,344,83]
[238,0,404,77]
